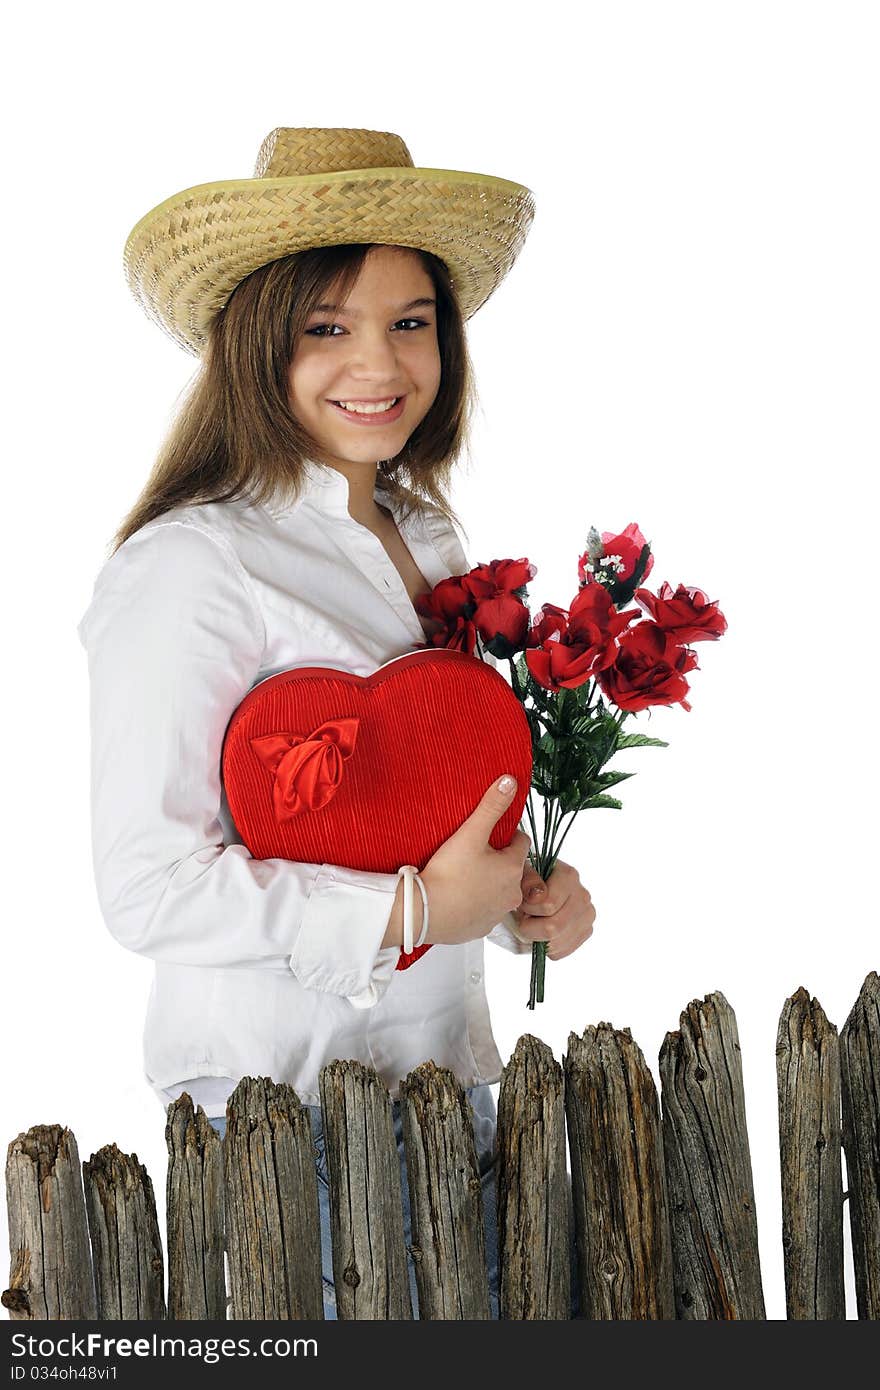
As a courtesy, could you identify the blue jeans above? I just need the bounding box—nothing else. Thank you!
[210,1083,578,1319]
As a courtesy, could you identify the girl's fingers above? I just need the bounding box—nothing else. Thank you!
[511,857,596,958]
[516,859,579,915]
[546,909,595,961]
[533,889,597,960]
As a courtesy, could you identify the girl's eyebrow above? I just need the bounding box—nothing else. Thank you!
[310,297,436,316]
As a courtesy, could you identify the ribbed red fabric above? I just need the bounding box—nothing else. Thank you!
[221,648,533,970]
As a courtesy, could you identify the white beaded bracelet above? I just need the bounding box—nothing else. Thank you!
[397,865,429,953]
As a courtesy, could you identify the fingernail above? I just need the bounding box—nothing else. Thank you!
[528,885,546,898]
[497,775,516,794]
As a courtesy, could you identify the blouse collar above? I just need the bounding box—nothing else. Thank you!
[261,456,465,581]
[264,458,412,528]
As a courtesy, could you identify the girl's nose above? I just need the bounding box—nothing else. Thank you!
[345,329,401,377]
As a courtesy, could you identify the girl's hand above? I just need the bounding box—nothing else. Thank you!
[384,775,532,949]
[509,859,596,961]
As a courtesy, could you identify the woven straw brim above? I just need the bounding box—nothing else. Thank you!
[123,166,536,357]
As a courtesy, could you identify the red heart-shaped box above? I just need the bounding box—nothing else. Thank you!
[221,647,533,970]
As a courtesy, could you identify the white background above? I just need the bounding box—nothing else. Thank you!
[3,1,877,1321]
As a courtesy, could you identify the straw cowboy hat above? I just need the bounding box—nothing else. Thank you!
[123,127,536,358]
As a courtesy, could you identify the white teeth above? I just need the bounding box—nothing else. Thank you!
[335,398,399,414]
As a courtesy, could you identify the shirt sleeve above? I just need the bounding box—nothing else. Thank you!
[76,519,400,1007]
[486,912,534,955]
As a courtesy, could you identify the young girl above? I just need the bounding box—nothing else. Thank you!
[77,127,596,1320]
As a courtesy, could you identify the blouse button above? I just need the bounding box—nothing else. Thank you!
[469,971,481,985]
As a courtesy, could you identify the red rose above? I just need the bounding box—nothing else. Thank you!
[414,574,472,627]
[525,602,596,689]
[463,557,534,654]
[526,603,569,647]
[472,593,530,648]
[578,523,654,588]
[423,614,479,655]
[524,605,582,688]
[567,582,640,672]
[413,575,479,652]
[525,635,602,691]
[463,558,536,600]
[525,588,642,691]
[596,621,699,712]
[634,582,727,643]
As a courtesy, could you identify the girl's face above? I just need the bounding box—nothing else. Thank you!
[287,245,442,472]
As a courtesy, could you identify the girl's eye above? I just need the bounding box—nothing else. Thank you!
[304,319,431,338]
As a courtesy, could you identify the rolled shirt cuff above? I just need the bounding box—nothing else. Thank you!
[486,910,534,955]
[289,864,402,1006]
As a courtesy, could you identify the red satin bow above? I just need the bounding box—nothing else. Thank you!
[250,718,360,819]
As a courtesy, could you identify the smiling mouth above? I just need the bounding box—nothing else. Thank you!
[329,397,402,414]
[325,396,408,426]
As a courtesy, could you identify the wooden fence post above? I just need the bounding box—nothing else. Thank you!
[5,987,876,1323]
[165,1096,226,1320]
[3,1125,96,1320]
[776,987,845,1318]
[565,1023,675,1319]
[659,991,765,1319]
[82,1144,165,1320]
[400,1061,490,1319]
[496,1034,571,1319]
[318,1060,413,1320]
[840,970,880,1319]
[224,1076,323,1320]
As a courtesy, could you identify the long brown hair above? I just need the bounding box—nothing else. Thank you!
[110,244,476,554]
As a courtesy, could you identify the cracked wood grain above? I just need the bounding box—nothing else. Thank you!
[497,1034,571,1319]
[400,1061,490,1320]
[840,970,880,1319]
[776,987,845,1319]
[223,1076,323,1320]
[319,1060,413,1320]
[165,1094,226,1320]
[3,1125,96,1319]
[565,1022,675,1319]
[82,1144,165,1319]
[659,991,765,1319]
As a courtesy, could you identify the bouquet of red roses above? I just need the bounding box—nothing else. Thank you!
[415,523,727,1007]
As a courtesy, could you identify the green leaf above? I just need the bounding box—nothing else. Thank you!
[534,757,555,785]
[533,735,558,793]
[570,713,618,741]
[525,676,555,713]
[614,733,669,749]
[593,769,635,789]
[573,679,597,709]
[568,715,594,735]
[580,794,624,811]
[524,705,543,734]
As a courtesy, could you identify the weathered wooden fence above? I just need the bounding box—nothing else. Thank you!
[4,974,878,1321]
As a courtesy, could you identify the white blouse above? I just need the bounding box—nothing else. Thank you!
[76,458,531,1119]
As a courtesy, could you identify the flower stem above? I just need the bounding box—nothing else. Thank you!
[529,939,548,1009]
[546,810,577,867]
[528,689,567,1008]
